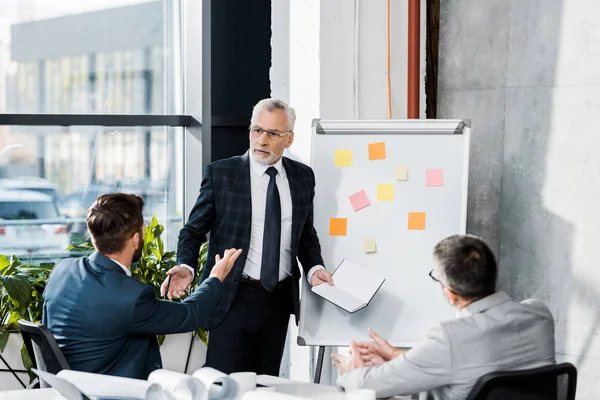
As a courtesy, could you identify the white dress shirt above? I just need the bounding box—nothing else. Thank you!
[110,257,132,277]
[180,154,324,283]
[246,153,323,282]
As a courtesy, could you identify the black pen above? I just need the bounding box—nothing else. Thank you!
[164,275,171,300]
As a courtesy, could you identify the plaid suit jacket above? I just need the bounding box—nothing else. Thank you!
[177,152,324,329]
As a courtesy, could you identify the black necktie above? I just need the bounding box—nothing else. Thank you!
[261,167,281,291]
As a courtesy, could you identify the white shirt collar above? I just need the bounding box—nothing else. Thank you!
[109,257,132,277]
[249,150,286,178]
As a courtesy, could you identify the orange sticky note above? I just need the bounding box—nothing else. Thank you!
[329,218,348,236]
[368,142,387,160]
[408,212,426,230]
[426,169,444,186]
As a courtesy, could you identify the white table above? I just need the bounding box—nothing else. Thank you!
[0,375,344,399]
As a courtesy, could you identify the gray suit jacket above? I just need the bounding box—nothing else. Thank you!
[337,291,555,400]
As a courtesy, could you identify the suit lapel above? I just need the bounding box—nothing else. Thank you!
[283,157,301,247]
[237,152,252,224]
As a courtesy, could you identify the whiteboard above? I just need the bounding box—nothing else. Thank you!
[298,119,471,347]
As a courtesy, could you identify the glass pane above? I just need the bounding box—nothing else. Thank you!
[0,0,182,114]
[0,126,184,264]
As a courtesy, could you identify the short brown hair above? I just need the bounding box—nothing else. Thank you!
[86,193,144,254]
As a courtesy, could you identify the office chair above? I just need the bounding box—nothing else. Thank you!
[466,362,577,400]
[18,320,70,388]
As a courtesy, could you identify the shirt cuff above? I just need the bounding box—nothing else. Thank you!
[307,265,325,285]
[180,263,195,280]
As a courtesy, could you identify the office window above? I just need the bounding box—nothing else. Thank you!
[1,0,172,115]
[0,0,185,262]
[0,126,183,263]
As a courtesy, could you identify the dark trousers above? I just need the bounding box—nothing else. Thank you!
[205,277,294,375]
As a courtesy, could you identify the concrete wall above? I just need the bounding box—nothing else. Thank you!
[438,0,600,397]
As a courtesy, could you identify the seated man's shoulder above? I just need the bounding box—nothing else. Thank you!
[519,298,554,320]
[50,256,86,276]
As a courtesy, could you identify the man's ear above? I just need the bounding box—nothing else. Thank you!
[286,131,295,148]
[444,287,458,305]
[132,232,140,248]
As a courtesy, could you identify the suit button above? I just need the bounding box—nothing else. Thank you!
[233,280,239,284]
[155,362,161,368]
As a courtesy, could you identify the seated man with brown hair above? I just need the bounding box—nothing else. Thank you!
[43,193,242,379]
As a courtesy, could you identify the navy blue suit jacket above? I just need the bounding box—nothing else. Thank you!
[42,252,223,379]
[176,153,324,329]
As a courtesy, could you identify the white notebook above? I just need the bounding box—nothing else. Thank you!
[311,259,385,313]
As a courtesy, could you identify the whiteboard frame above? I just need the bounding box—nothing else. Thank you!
[298,119,471,347]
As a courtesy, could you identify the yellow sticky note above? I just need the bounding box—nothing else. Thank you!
[329,218,348,236]
[376,184,395,201]
[364,238,377,253]
[408,212,426,230]
[334,150,353,167]
[396,165,408,181]
[368,142,387,160]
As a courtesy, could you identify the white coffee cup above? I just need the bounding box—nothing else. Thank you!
[230,372,257,397]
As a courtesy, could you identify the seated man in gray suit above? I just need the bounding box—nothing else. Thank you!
[43,193,242,379]
[333,234,555,400]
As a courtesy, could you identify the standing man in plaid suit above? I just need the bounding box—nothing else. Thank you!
[161,99,333,375]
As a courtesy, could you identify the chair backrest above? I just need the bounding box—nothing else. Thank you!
[466,362,577,400]
[18,320,70,388]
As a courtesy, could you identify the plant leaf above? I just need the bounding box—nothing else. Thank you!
[0,326,9,352]
[0,255,9,273]
[151,248,162,262]
[21,343,35,380]
[195,328,208,346]
[0,275,31,309]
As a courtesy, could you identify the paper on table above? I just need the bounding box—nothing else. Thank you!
[57,369,155,399]
[33,369,90,400]
[243,391,310,400]
[148,369,208,400]
[192,367,239,400]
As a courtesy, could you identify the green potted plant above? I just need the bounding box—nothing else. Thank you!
[0,216,209,384]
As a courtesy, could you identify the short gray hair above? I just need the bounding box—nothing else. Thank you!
[250,98,296,132]
[433,234,497,299]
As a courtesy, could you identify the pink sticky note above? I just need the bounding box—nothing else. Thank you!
[426,169,444,186]
[349,190,371,212]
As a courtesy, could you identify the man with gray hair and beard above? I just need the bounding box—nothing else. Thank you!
[333,234,556,399]
[163,98,333,375]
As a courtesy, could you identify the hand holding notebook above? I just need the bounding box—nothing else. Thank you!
[311,259,385,313]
